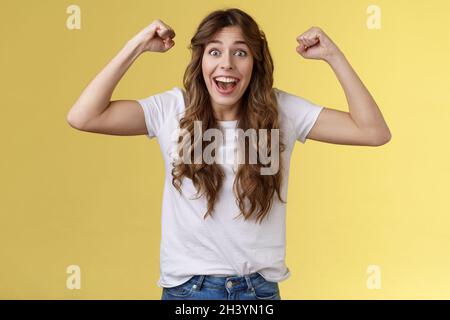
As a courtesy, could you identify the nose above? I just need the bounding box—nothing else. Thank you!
[219,51,234,70]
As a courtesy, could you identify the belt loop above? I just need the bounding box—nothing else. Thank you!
[244,274,254,292]
[193,275,206,291]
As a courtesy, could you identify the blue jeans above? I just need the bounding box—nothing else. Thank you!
[161,272,281,300]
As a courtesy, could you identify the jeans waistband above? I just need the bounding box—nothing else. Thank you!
[190,272,263,292]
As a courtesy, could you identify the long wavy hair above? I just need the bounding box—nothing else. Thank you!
[171,8,287,224]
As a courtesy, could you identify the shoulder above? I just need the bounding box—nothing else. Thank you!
[170,86,187,113]
[138,86,186,115]
[136,86,187,138]
[142,86,184,105]
[273,87,325,143]
[273,87,321,112]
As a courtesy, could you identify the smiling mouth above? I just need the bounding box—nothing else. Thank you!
[213,79,240,94]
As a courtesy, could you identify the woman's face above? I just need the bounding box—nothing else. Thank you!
[202,26,254,120]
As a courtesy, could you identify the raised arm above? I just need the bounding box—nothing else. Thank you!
[66,19,176,136]
[295,26,391,146]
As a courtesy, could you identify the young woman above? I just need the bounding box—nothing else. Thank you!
[67,8,391,300]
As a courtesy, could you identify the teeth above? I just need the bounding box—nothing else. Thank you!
[214,76,239,83]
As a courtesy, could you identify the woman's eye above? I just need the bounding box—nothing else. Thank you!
[209,49,247,57]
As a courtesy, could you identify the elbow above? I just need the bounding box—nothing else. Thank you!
[66,113,77,129]
[66,111,85,130]
[370,129,392,146]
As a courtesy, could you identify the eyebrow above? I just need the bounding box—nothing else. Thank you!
[207,40,248,46]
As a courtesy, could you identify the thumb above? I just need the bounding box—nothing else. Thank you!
[164,38,175,50]
[296,44,309,57]
[296,45,316,59]
[296,44,307,54]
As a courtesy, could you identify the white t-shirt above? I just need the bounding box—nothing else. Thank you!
[138,86,324,288]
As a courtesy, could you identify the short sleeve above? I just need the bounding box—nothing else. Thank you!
[137,87,182,140]
[274,88,324,144]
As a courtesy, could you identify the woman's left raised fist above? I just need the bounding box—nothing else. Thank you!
[296,26,342,62]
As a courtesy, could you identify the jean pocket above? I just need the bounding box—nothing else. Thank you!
[251,279,280,300]
[163,278,195,298]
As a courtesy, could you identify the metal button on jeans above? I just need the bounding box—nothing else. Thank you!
[226,281,233,289]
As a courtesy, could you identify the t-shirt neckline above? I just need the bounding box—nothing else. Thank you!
[217,120,238,128]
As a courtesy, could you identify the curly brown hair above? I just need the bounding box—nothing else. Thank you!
[171,8,287,224]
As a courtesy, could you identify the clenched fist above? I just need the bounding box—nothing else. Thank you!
[130,19,176,53]
[296,26,342,62]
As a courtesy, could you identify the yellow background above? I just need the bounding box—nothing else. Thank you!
[1,0,449,299]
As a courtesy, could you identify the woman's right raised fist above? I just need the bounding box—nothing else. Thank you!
[131,19,176,53]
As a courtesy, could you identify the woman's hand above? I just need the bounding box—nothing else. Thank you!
[295,26,342,62]
[129,19,176,53]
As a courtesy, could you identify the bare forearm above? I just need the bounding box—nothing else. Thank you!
[67,40,143,126]
[327,52,391,139]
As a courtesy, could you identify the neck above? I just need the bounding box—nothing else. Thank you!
[211,101,241,121]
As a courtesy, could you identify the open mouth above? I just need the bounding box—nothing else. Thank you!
[213,78,240,95]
